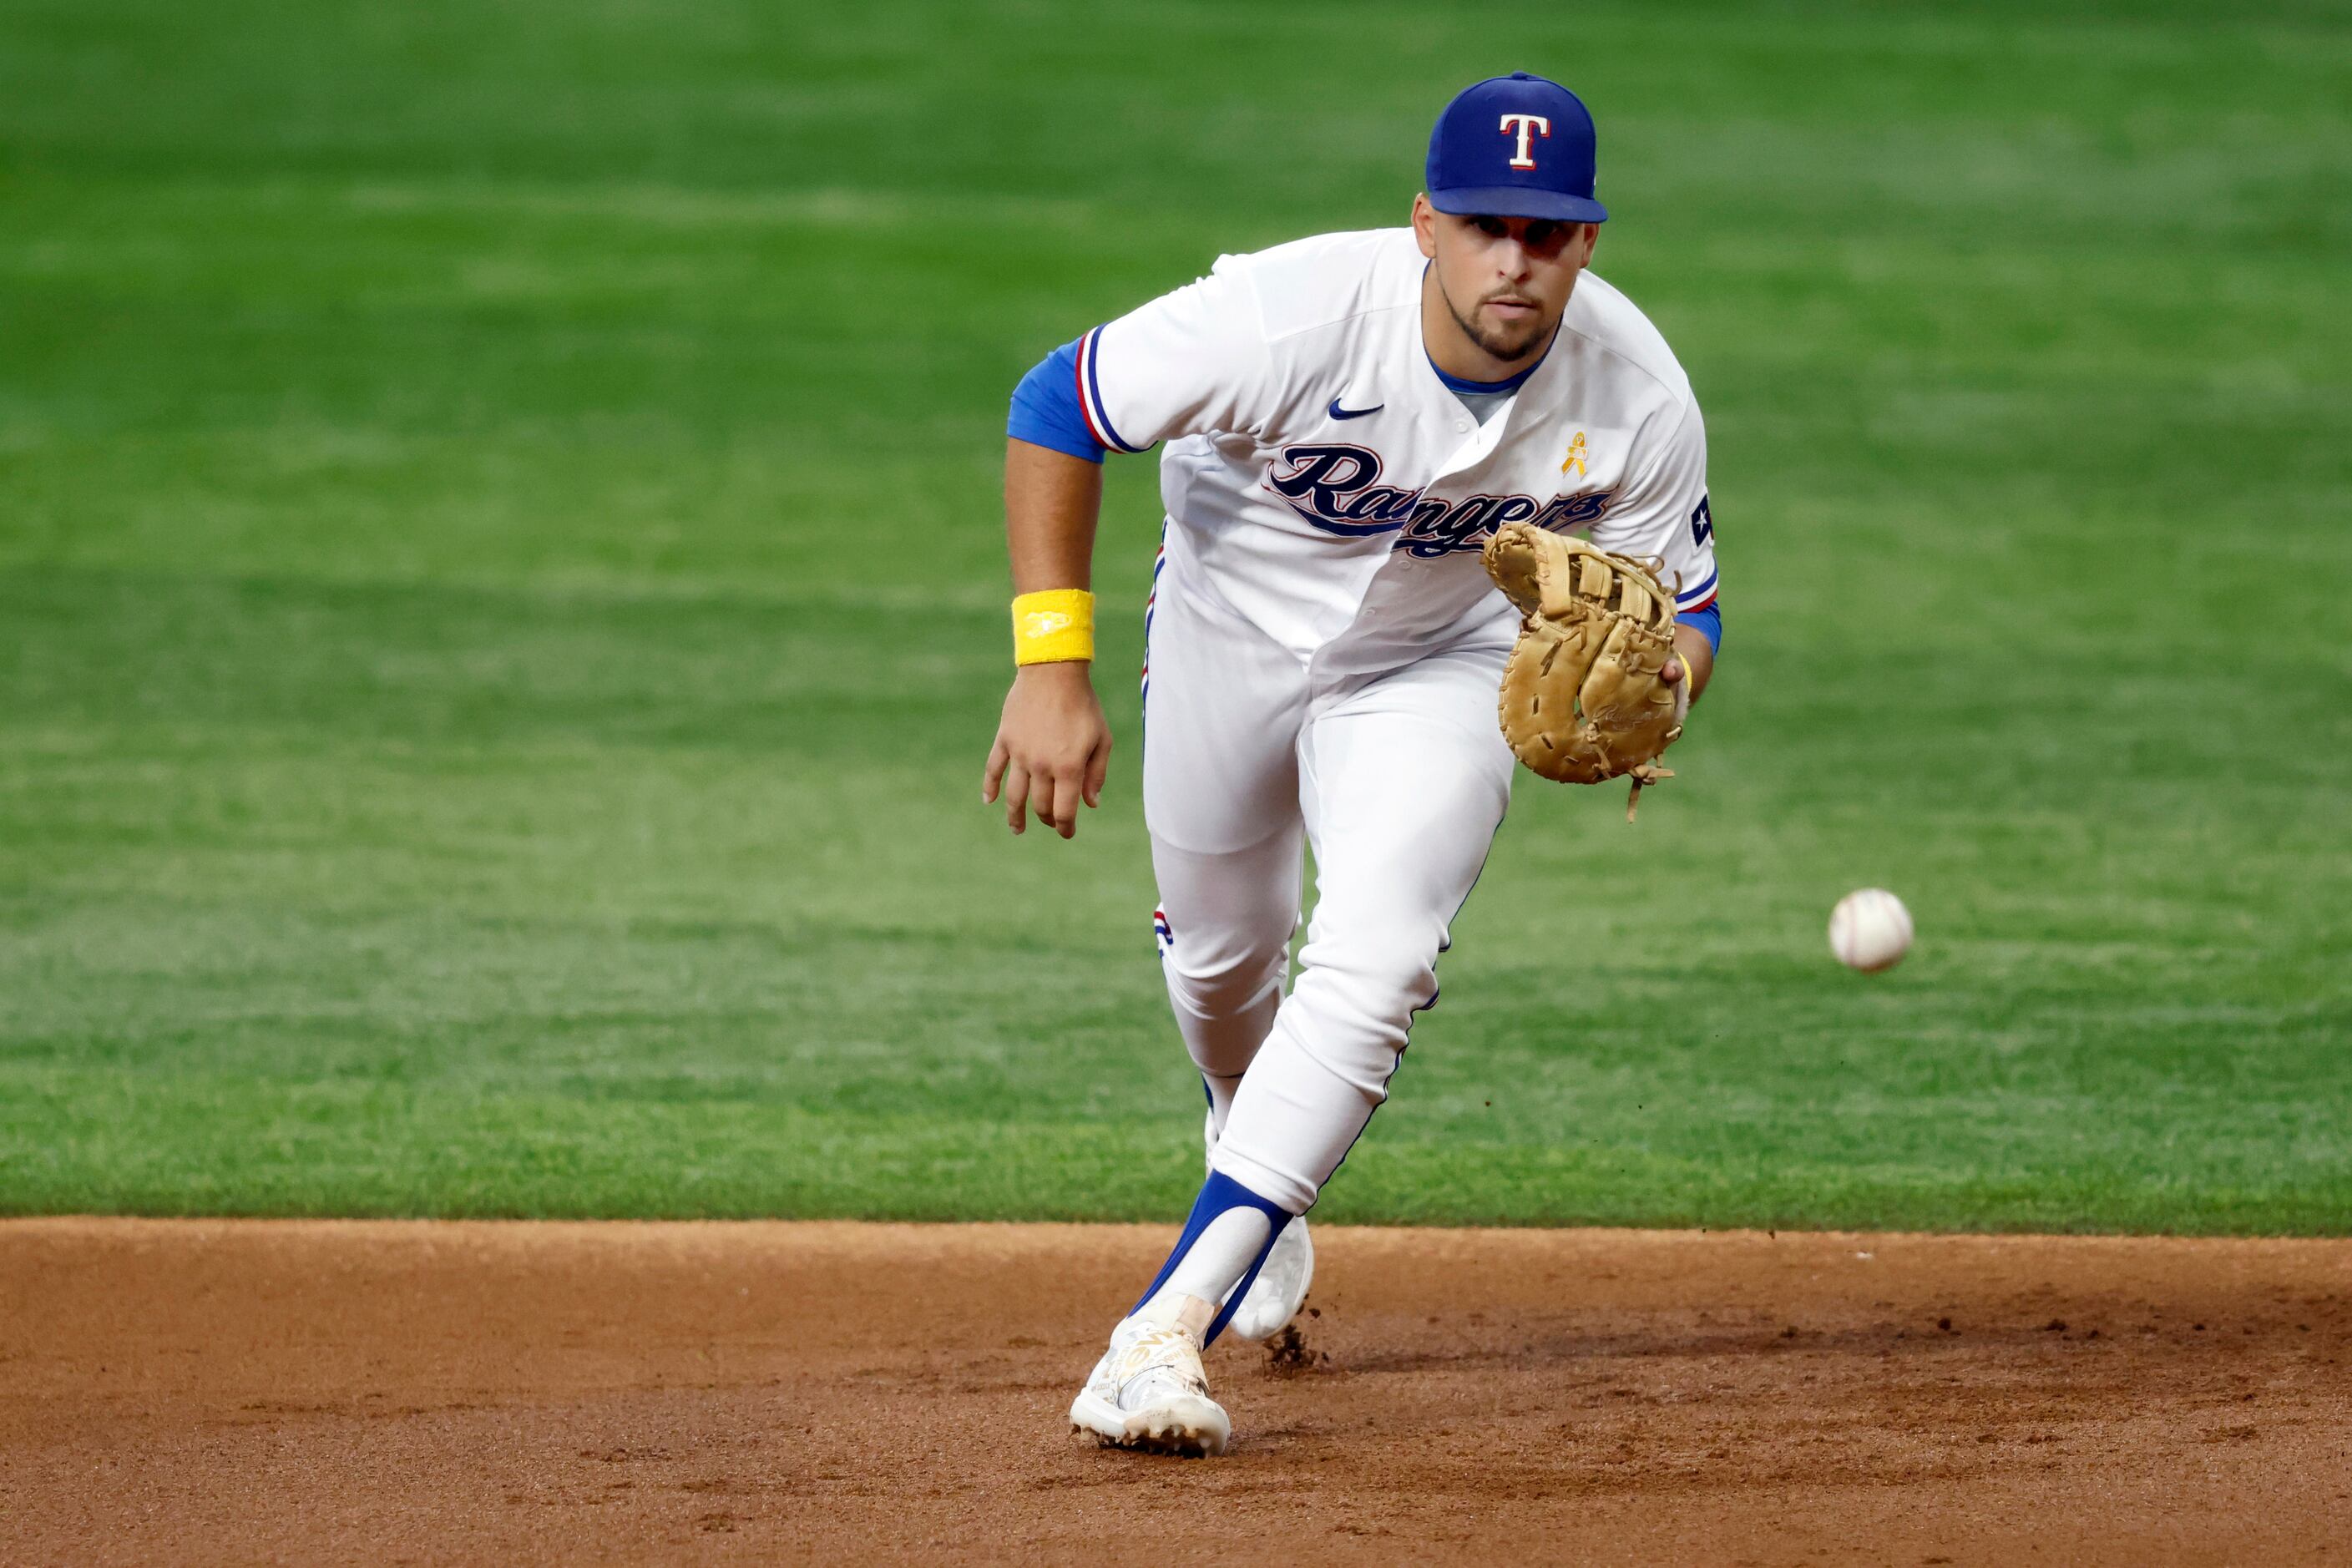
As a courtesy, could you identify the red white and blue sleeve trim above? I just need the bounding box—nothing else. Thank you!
[1672,566,1721,653]
[1072,327,1146,454]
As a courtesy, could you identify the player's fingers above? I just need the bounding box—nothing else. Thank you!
[1030,770,1059,838]
[1082,737,1110,808]
[982,737,1009,804]
[1003,762,1029,835]
[1663,657,1685,685]
[1050,767,1085,837]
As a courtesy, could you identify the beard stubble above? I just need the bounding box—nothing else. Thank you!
[1437,273,1554,365]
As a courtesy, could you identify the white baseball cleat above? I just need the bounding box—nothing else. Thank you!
[1223,1215,1313,1342]
[1069,1315,1232,1458]
[1205,1110,1313,1342]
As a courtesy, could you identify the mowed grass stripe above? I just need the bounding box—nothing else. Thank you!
[0,0,2346,1226]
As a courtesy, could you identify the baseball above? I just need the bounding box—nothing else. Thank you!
[1829,888,1913,973]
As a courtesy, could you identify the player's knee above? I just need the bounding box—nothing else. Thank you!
[1290,934,1441,1052]
[1315,928,1439,999]
[1163,936,1288,1020]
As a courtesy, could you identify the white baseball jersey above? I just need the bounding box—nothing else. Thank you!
[1075,227,1719,677]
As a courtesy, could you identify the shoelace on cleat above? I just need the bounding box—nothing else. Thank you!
[1113,1326,1207,1396]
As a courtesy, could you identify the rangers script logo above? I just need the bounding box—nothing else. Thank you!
[1262,443,1616,559]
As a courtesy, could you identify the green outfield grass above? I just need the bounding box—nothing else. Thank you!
[2,0,2347,1229]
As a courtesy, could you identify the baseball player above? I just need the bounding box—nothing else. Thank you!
[983,73,1722,1456]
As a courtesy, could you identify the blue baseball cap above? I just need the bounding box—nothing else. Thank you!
[1425,72,1607,225]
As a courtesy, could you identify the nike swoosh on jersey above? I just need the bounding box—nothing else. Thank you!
[1327,398,1383,420]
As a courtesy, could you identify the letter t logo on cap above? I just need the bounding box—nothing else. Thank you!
[1500,113,1551,169]
[1427,74,1607,224]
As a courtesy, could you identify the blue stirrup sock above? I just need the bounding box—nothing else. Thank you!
[1130,1170,1296,1347]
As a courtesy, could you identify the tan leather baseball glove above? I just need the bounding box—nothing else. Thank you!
[1482,521,1690,820]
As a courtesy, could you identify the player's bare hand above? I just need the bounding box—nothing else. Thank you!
[983,662,1112,839]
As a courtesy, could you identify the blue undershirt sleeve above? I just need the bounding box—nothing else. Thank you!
[1676,601,1722,655]
[1006,337,1108,464]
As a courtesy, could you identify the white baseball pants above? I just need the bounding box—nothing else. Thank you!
[1142,559,1515,1216]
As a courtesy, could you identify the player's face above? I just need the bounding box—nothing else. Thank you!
[1414,199,1596,366]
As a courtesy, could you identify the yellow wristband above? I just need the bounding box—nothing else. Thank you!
[1011,589,1095,665]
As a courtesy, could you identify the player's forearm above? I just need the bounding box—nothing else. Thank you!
[1672,623,1715,701]
[1004,438,1103,595]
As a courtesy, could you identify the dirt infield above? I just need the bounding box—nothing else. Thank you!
[2,1221,2347,1565]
